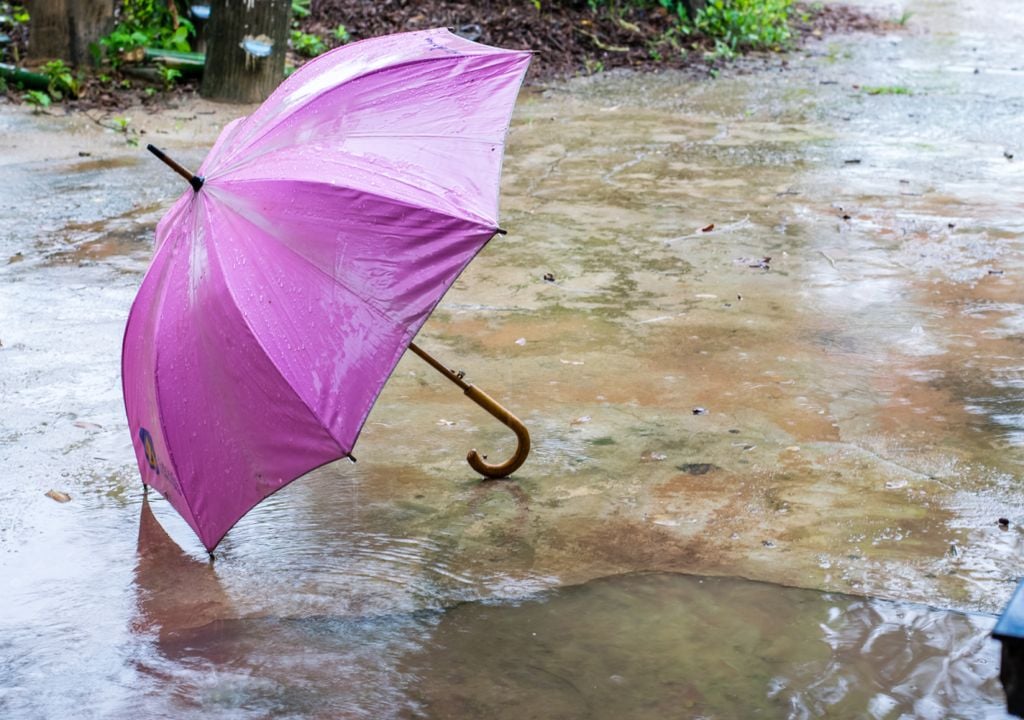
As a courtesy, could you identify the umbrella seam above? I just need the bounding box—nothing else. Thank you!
[148,198,200,531]
[344,227,502,454]
[214,171,496,236]
[210,141,505,227]
[202,197,354,455]
[206,183,494,331]
[215,46,531,172]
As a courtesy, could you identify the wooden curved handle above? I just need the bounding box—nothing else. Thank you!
[464,385,531,479]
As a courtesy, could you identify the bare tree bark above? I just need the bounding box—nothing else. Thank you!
[201,0,291,103]
[26,0,70,61]
[27,0,114,65]
[69,0,115,65]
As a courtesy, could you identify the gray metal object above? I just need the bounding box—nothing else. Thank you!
[994,581,1024,716]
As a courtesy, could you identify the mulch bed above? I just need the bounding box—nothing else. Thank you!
[1,1,895,110]
[304,0,896,81]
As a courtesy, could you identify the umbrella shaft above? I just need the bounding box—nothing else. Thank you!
[408,342,470,392]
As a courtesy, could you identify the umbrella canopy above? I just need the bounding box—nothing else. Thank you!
[122,29,531,551]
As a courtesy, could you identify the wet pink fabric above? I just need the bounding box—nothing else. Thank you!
[122,29,530,551]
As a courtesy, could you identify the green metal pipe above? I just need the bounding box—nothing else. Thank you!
[0,62,49,91]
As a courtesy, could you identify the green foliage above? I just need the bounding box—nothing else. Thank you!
[1,2,29,24]
[658,0,695,23]
[862,85,910,95]
[696,0,793,52]
[586,0,694,22]
[100,0,194,67]
[291,0,311,19]
[333,24,350,43]
[290,29,327,57]
[1,2,28,62]
[579,0,794,57]
[705,38,737,61]
[23,89,51,109]
[157,64,181,90]
[41,59,79,99]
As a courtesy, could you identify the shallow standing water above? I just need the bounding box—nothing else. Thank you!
[2,0,1023,717]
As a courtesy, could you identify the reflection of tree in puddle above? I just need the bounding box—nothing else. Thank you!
[402,572,1003,719]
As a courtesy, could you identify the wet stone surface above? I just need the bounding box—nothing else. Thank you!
[1,0,1022,716]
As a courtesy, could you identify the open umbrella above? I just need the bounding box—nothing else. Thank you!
[122,29,532,552]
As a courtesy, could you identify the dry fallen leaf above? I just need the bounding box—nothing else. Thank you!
[45,490,71,503]
[701,223,715,232]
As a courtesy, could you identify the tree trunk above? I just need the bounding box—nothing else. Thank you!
[27,0,114,65]
[683,0,706,21]
[201,0,290,103]
[26,0,70,62]
[69,0,114,66]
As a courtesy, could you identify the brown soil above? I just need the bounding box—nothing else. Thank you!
[305,1,896,81]
[1,1,895,111]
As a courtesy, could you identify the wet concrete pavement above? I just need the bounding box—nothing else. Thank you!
[2,0,1023,716]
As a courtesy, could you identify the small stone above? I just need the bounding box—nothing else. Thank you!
[45,490,71,503]
[692,407,707,415]
[677,463,717,475]
[543,272,556,282]
[998,517,1010,528]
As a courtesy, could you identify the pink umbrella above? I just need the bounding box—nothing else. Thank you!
[122,29,532,553]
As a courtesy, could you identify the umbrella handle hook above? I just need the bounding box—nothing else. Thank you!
[408,342,530,479]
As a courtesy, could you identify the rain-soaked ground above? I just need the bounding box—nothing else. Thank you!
[2,0,1023,716]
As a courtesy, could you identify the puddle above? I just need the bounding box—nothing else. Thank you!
[408,573,1003,719]
[2,569,1002,718]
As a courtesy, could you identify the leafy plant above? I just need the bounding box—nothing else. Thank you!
[705,38,738,61]
[696,0,793,52]
[0,3,27,28]
[41,59,79,99]
[333,24,350,43]
[157,64,181,90]
[862,85,910,95]
[23,89,51,110]
[99,0,195,67]
[290,29,326,57]
[292,0,310,18]
[1,2,29,62]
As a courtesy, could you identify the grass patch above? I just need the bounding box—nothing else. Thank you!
[862,85,911,95]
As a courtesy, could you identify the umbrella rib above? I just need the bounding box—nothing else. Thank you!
[201,201,353,455]
[216,170,498,229]
[207,181,496,329]
[146,198,204,526]
[215,48,528,171]
[342,133,504,143]
[204,185,418,330]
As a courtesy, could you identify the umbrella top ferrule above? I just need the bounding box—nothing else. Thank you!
[148,143,204,193]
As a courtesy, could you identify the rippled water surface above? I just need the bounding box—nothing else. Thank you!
[2,0,1023,716]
